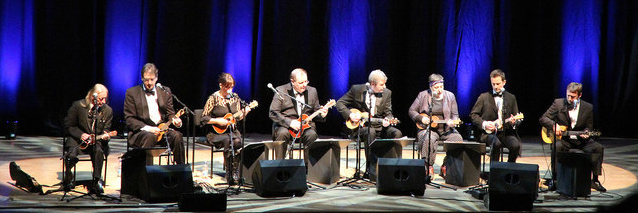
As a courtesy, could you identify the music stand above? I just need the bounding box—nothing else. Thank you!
[443,141,484,187]
[557,151,592,198]
[305,139,351,184]
[368,138,415,181]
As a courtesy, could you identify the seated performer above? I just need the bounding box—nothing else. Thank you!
[470,69,522,162]
[269,68,328,159]
[64,83,113,193]
[201,73,252,184]
[408,74,463,177]
[539,82,606,192]
[124,63,185,164]
[336,69,402,175]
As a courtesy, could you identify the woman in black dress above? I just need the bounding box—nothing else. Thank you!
[201,73,251,184]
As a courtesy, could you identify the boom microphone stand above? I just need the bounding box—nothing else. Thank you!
[156,83,194,166]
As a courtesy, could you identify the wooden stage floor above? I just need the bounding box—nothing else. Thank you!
[1,134,637,212]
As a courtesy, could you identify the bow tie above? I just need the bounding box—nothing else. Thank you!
[144,89,155,95]
[373,93,383,98]
[492,92,502,97]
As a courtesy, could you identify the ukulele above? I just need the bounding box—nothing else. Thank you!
[288,99,336,138]
[345,108,400,129]
[484,112,524,134]
[212,100,258,133]
[79,131,117,150]
[541,125,601,144]
[156,108,186,141]
[415,114,462,130]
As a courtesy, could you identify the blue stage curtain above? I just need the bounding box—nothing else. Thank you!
[1,0,637,137]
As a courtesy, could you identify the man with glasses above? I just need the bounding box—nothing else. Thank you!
[336,69,403,178]
[269,68,328,159]
[64,83,113,193]
[124,63,185,164]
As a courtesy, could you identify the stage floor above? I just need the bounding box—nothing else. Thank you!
[1,134,637,212]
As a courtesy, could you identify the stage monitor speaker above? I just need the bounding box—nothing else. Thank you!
[241,142,268,184]
[121,150,194,203]
[486,162,538,211]
[143,164,194,203]
[376,158,425,196]
[179,193,227,212]
[252,159,307,197]
[557,151,592,197]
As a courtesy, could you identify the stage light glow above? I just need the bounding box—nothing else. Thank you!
[328,0,369,98]
[560,0,600,102]
[223,0,255,99]
[104,0,144,113]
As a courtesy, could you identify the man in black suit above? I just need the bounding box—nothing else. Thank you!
[470,69,522,162]
[269,68,328,159]
[336,70,402,177]
[124,63,185,164]
[539,82,606,192]
[64,83,113,193]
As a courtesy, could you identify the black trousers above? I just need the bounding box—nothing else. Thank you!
[65,138,106,180]
[551,138,604,180]
[273,127,318,160]
[479,132,521,162]
[129,130,185,164]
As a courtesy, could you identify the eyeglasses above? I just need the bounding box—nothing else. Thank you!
[294,80,309,85]
[141,78,157,82]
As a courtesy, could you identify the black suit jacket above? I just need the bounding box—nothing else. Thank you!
[269,83,325,129]
[336,84,395,127]
[470,91,520,135]
[124,85,176,132]
[65,99,113,149]
[539,98,594,141]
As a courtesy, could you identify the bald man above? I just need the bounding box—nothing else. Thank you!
[269,68,328,159]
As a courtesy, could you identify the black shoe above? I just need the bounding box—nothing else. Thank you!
[547,179,556,191]
[89,180,104,194]
[591,180,607,192]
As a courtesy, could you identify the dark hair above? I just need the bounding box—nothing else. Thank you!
[490,69,506,81]
[566,82,583,95]
[218,73,235,87]
[141,63,158,77]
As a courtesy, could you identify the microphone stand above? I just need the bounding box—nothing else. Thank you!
[216,100,240,194]
[339,88,375,186]
[158,86,193,167]
[237,99,255,192]
[423,92,455,190]
[271,87,312,160]
[64,102,120,202]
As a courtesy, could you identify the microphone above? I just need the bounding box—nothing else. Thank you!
[365,82,372,93]
[92,92,98,105]
[267,83,283,100]
[156,83,171,95]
